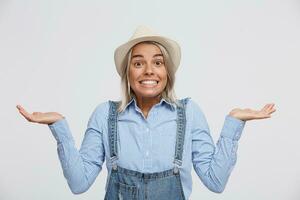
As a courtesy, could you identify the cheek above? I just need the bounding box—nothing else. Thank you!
[160,70,168,85]
[129,69,141,86]
[161,78,168,88]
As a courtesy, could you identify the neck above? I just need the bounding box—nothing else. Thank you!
[135,95,162,118]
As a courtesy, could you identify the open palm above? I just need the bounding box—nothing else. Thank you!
[16,105,64,125]
[229,103,276,121]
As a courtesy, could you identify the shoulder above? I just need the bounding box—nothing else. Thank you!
[94,101,110,112]
[180,98,210,133]
[180,97,206,119]
[178,97,203,111]
[89,101,111,121]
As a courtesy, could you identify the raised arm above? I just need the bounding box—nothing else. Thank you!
[16,104,106,194]
[190,101,276,193]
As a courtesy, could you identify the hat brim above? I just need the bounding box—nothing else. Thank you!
[114,36,181,76]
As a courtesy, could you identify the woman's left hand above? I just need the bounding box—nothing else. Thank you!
[229,103,276,121]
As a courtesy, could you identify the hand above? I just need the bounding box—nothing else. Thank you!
[16,105,64,125]
[229,103,276,121]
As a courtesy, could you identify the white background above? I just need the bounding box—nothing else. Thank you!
[1,0,300,199]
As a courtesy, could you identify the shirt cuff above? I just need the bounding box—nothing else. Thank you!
[48,118,74,144]
[220,115,246,141]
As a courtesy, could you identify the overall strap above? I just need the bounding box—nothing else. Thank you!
[173,97,189,173]
[108,100,120,169]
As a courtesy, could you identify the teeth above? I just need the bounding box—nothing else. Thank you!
[140,80,158,85]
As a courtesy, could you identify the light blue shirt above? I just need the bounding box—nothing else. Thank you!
[48,97,246,199]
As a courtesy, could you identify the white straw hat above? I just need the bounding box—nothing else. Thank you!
[114,25,181,76]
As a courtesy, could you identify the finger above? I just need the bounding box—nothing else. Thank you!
[262,103,275,112]
[261,104,271,112]
[16,105,26,116]
[16,104,24,111]
[265,104,275,114]
[16,105,34,121]
[268,106,275,112]
[261,108,276,117]
[17,105,31,117]
[17,105,26,112]
[268,108,276,114]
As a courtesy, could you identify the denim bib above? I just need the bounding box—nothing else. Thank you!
[104,98,189,200]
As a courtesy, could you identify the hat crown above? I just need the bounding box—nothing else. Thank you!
[129,25,159,40]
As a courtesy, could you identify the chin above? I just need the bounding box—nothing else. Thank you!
[139,93,161,98]
[136,91,163,99]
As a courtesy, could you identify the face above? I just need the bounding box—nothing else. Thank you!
[129,42,168,100]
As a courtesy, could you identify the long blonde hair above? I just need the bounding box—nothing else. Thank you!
[117,41,179,113]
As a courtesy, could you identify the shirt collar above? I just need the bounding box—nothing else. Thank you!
[123,96,176,112]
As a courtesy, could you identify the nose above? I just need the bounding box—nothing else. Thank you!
[144,63,154,75]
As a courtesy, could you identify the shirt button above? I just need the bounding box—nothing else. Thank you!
[146,151,149,157]
[146,128,149,132]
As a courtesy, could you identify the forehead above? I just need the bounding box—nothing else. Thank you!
[131,42,162,56]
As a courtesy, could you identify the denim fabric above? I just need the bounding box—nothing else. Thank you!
[104,99,188,200]
[48,97,246,199]
[105,166,185,200]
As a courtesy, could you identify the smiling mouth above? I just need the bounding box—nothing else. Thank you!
[139,80,159,86]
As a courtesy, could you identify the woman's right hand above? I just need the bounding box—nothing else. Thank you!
[16,105,64,125]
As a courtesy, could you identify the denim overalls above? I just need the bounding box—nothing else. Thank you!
[104,98,189,200]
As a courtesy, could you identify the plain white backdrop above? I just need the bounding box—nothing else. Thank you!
[1,0,300,199]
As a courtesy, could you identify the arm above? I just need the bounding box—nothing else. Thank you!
[48,105,106,194]
[190,100,246,193]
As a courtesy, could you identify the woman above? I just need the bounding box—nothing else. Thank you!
[17,25,276,200]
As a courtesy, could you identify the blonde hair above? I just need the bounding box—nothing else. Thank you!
[117,41,179,113]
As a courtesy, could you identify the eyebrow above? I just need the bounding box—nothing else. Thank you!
[131,53,163,59]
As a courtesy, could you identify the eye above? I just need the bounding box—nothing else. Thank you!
[133,61,143,67]
[155,60,164,66]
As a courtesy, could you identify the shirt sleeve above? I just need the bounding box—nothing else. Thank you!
[48,103,107,194]
[190,100,246,193]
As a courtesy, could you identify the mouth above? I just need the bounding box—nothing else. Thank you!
[138,80,159,86]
